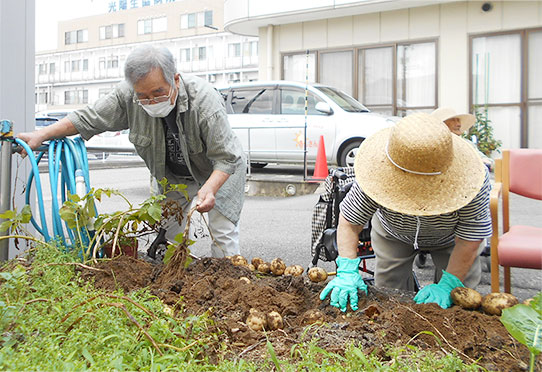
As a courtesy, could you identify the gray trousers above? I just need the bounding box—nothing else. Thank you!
[370,215,482,291]
[154,178,240,258]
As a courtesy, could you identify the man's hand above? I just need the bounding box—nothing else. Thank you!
[413,270,464,309]
[196,170,230,213]
[319,256,367,312]
[196,186,216,213]
[16,117,79,157]
[16,131,46,156]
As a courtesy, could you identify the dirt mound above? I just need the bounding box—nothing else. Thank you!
[83,256,536,371]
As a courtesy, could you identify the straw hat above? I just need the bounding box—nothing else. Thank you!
[354,113,485,216]
[430,107,476,133]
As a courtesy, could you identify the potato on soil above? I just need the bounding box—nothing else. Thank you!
[284,265,304,277]
[302,309,324,325]
[270,258,286,276]
[247,264,256,271]
[231,255,248,267]
[239,277,251,284]
[266,311,283,330]
[257,262,271,274]
[451,287,482,309]
[308,267,328,282]
[246,308,267,331]
[251,257,264,269]
[481,293,519,315]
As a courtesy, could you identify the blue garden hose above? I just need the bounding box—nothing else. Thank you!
[14,136,96,253]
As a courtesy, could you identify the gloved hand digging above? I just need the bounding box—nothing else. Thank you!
[413,270,464,309]
[319,256,367,312]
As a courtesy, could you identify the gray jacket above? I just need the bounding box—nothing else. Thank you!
[68,75,246,223]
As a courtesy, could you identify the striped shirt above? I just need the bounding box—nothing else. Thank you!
[340,170,492,248]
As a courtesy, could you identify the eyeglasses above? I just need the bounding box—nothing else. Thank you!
[133,86,173,106]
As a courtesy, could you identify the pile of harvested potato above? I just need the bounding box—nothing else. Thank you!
[451,287,519,315]
[229,255,306,277]
[245,308,284,331]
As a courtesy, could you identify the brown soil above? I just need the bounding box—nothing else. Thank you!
[80,255,539,371]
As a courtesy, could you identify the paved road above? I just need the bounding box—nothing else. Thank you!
[37,159,541,302]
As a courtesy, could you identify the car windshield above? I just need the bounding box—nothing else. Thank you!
[315,87,369,113]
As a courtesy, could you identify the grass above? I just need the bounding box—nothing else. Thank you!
[0,243,485,371]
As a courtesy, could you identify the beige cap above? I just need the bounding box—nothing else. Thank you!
[430,107,476,134]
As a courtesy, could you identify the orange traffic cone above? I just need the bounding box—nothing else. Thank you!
[313,135,329,180]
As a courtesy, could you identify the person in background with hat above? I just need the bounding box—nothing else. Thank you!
[320,113,491,311]
[431,107,494,171]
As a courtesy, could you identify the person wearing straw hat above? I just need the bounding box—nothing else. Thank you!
[431,107,494,171]
[319,112,491,311]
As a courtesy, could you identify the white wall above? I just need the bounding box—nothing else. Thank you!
[0,0,35,259]
[258,1,542,114]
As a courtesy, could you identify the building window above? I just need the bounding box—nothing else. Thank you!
[188,13,196,28]
[107,56,119,69]
[191,46,206,61]
[396,42,436,115]
[49,63,55,74]
[138,17,166,34]
[198,46,206,60]
[99,57,106,70]
[71,60,80,72]
[471,28,542,149]
[82,59,88,71]
[204,10,212,27]
[244,41,258,57]
[65,29,87,45]
[38,63,47,75]
[101,24,125,39]
[228,43,241,58]
[282,52,316,83]
[64,90,88,105]
[319,50,353,96]
[180,48,191,62]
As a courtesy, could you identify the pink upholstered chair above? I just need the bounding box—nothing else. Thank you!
[490,149,542,293]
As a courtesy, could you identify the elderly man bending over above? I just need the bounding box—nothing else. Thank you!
[18,45,246,258]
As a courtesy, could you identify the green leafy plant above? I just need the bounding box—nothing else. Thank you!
[463,108,502,156]
[500,292,542,372]
[59,178,188,258]
[0,206,32,235]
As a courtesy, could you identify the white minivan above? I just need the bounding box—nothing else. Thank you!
[218,81,398,167]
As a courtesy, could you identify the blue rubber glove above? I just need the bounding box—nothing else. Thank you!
[413,270,464,309]
[319,257,367,312]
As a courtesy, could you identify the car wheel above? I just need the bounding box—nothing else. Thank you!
[339,141,362,167]
[94,152,110,160]
[250,162,268,169]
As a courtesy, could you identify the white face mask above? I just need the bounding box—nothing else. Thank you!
[141,99,176,118]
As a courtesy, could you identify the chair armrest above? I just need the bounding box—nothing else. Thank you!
[489,182,502,292]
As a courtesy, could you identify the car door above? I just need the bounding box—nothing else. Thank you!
[275,88,335,163]
[227,87,277,163]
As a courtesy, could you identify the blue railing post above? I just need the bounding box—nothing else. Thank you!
[0,119,14,262]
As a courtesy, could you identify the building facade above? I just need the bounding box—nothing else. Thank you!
[224,0,542,150]
[35,0,259,112]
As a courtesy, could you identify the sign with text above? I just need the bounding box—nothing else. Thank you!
[108,0,176,12]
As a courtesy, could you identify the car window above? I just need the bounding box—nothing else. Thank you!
[231,88,273,114]
[315,86,369,113]
[280,89,325,115]
[35,117,58,129]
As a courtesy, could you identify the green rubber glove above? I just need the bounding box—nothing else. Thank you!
[413,270,464,309]
[319,256,367,312]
